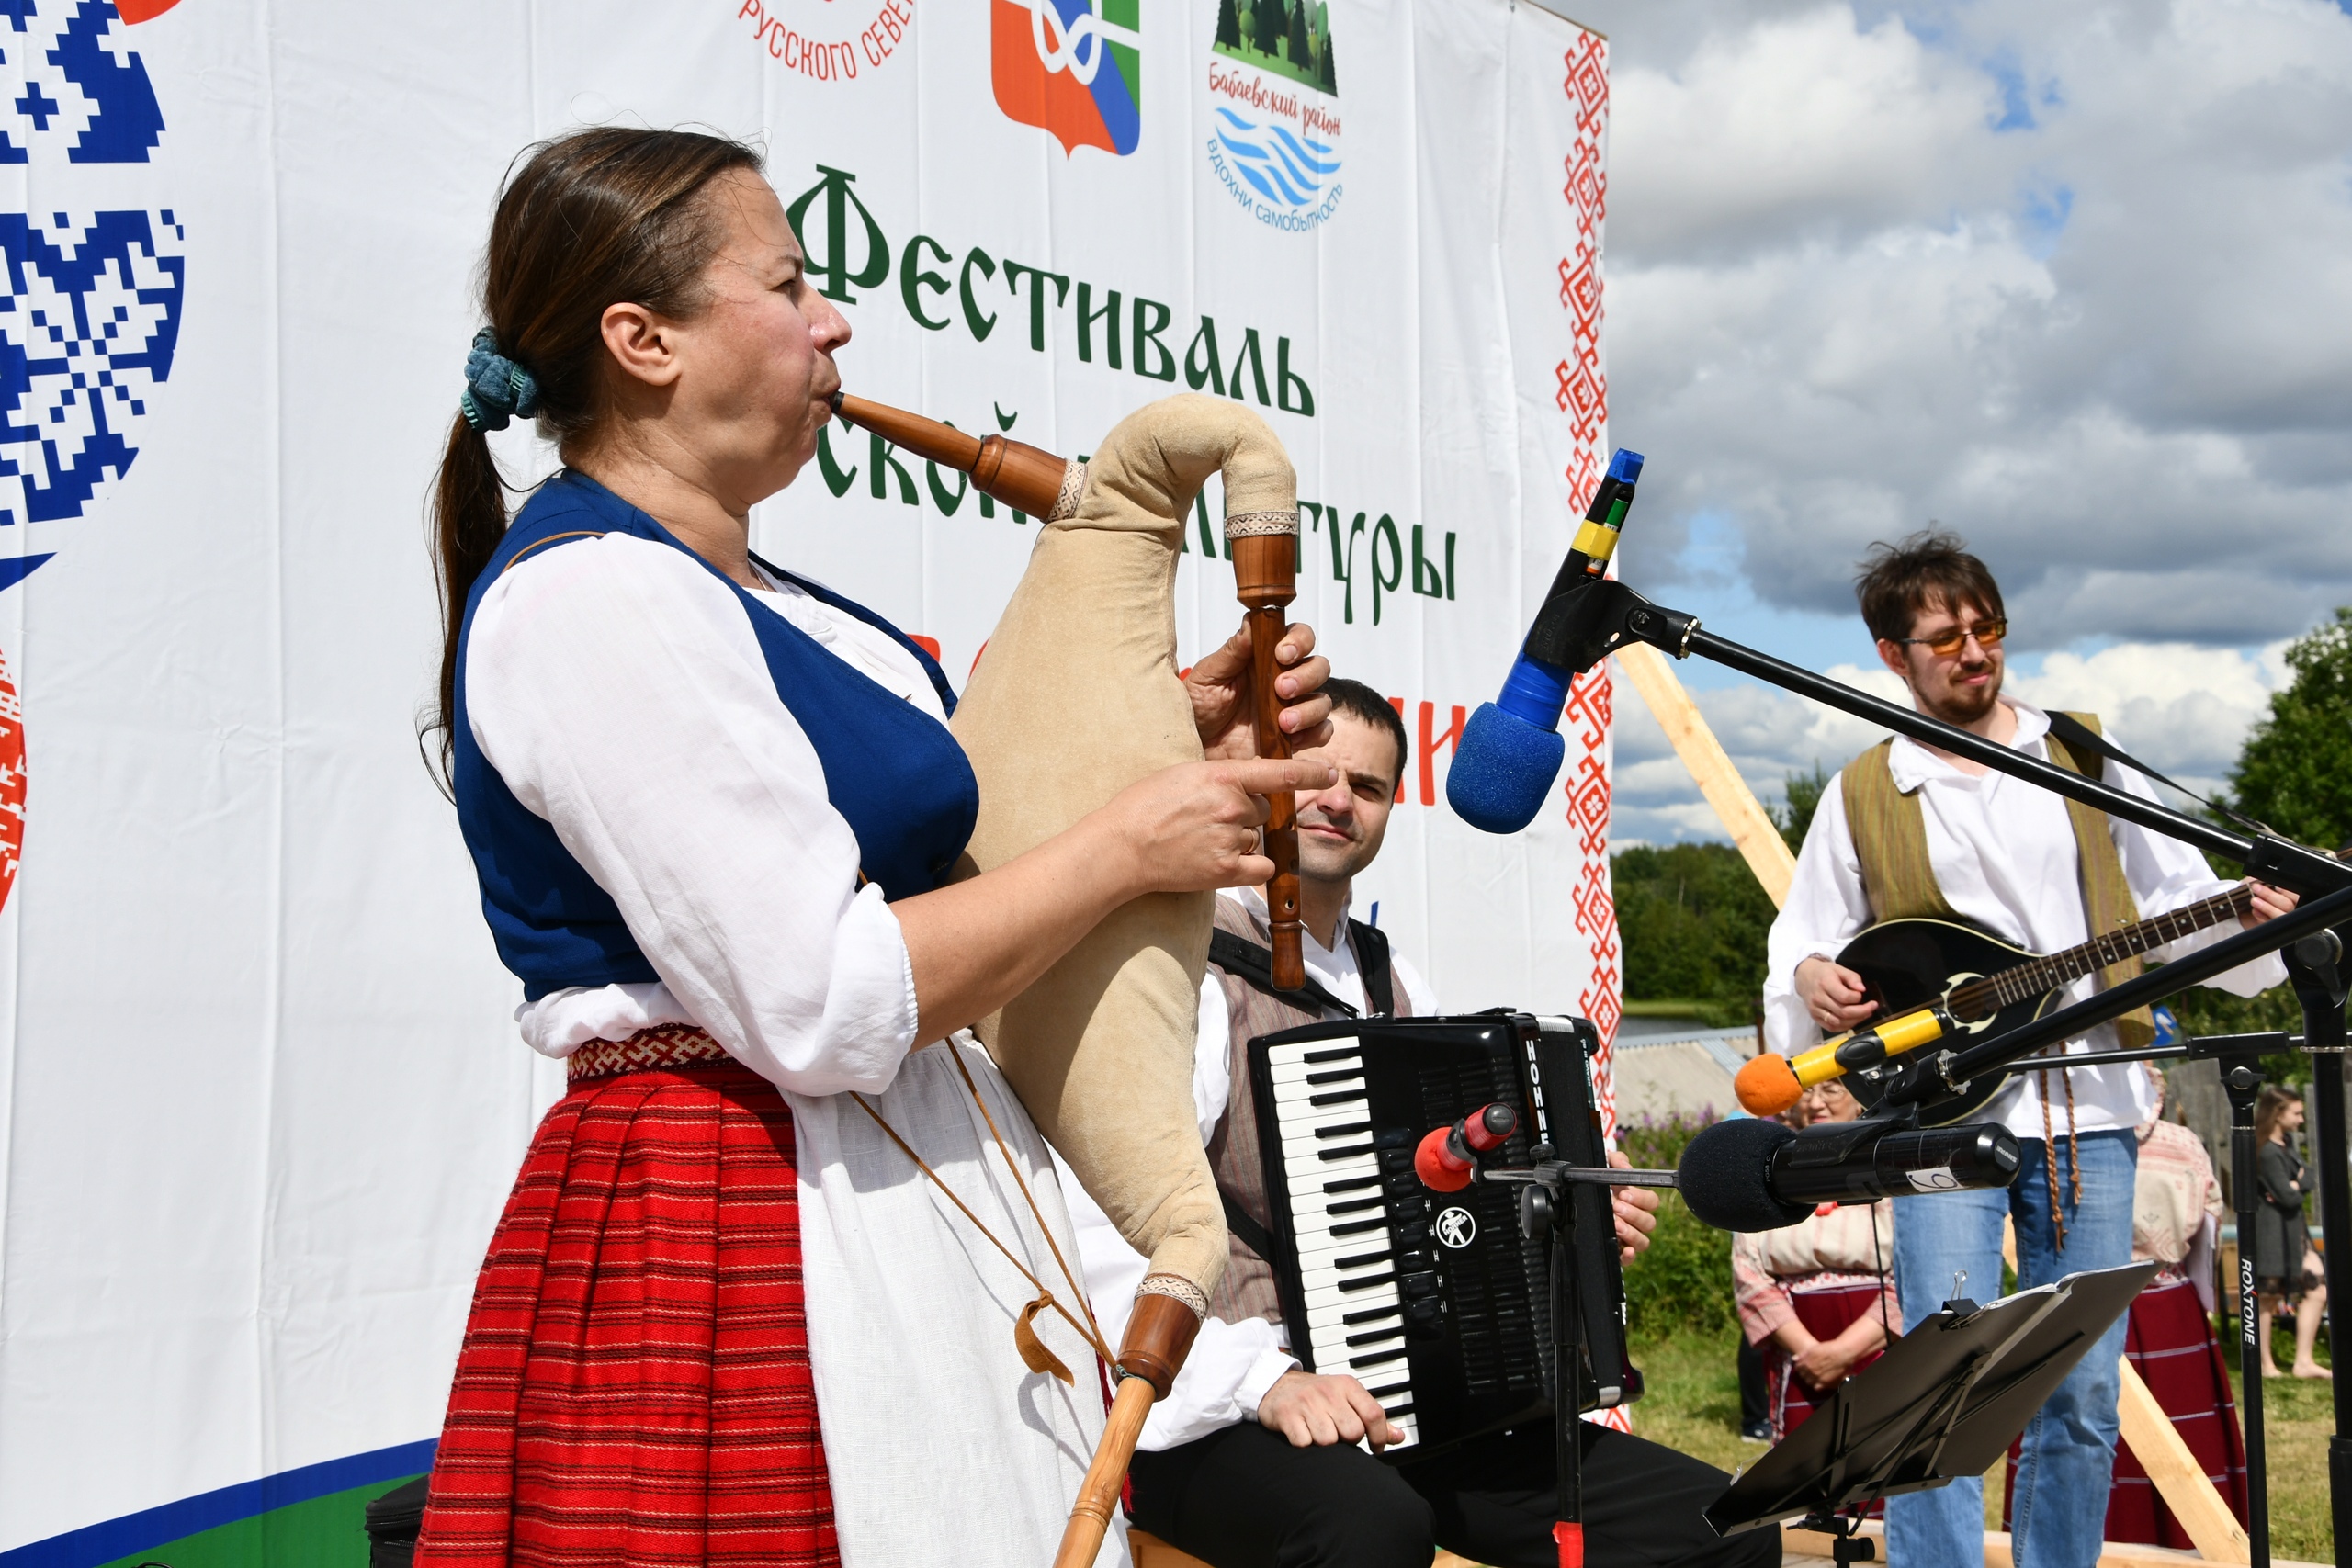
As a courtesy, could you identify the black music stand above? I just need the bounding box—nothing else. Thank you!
[1707,1262,2157,1554]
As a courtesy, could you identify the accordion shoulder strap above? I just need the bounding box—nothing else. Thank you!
[1207,928,1356,1017]
[1349,919,1396,1018]
[1219,1187,1277,1262]
[1205,924,1397,1019]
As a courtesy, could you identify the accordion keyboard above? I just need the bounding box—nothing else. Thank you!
[1250,1014,1634,1462]
[1267,1036,1430,1450]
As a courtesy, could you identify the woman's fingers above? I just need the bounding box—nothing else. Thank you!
[1274,652,1329,703]
[1218,757,1339,797]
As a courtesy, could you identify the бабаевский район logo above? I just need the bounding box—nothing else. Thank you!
[1206,0,1340,231]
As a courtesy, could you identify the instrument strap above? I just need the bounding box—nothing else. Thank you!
[1351,919,1397,1019]
[940,1042,1111,1355]
[2045,711,2276,839]
[1219,1187,1278,1263]
[1205,924,1397,1019]
[850,1066,1114,1371]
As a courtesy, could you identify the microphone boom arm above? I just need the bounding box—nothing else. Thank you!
[1532,573,2350,900]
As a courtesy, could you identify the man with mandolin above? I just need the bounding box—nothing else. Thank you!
[1760,530,2298,1568]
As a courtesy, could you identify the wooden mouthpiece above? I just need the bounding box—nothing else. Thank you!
[1053,1291,1204,1568]
[1229,530,1304,991]
[830,390,1073,520]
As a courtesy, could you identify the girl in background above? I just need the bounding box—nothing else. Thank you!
[1731,1079,1898,1444]
[2255,1085,2330,1380]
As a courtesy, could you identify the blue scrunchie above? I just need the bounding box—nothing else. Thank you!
[459,326,541,433]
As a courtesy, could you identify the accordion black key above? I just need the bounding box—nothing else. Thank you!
[1246,1012,1642,1461]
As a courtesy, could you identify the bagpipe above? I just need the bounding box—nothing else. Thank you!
[827,389,1307,1568]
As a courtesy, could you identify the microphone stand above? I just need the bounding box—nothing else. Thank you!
[1472,1158,1678,1568]
[2283,934,2352,1540]
[1510,565,2352,1556]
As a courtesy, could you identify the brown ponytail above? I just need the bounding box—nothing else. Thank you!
[426,127,764,779]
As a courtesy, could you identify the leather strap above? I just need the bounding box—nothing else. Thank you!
[1205,925,1398,1020]
[2045,710,2273,837]
[1351,919,1396,1019]
[1219,1187,1277,1262]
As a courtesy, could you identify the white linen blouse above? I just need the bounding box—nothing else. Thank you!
[464,528,938,1095]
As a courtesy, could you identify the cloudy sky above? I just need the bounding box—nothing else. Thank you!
[1550,0,2352,844]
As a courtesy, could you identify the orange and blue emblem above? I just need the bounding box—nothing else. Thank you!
[992,0,1142,157]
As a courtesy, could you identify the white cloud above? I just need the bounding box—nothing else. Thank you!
[1609,7,2007,260]
[1564,0,2352,648]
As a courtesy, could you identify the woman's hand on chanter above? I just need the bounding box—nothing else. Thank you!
[1187,618,1333,761]
[1098,756,1340,897]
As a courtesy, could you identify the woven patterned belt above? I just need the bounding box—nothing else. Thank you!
[567,1024,731,1082]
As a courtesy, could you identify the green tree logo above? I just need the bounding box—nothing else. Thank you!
[1218,0,1336,96]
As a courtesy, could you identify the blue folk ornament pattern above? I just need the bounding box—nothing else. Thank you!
[0,0,177,591]
[0,209,185,542]
[460,327,540,434]
[1,0,168,164]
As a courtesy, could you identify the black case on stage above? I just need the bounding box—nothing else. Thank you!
[364,1474,430,1567]
[1245,1011,1640,1461]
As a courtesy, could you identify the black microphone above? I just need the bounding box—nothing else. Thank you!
[1677,1116,2020,1233]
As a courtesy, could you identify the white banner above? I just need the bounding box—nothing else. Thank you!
[0,1,1608,1556]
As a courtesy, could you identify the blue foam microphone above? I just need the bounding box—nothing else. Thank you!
[1447,449,1645,834]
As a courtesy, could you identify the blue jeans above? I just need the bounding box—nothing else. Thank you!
[1885,1129,2136,1568]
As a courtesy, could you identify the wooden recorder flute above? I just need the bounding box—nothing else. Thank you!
[828,390,1306,989]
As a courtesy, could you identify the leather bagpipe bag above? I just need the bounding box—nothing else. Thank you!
[951,392,1298,1302]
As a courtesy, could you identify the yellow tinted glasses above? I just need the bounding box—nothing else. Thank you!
[1895,617,2007,658]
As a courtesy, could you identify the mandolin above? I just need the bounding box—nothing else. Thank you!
[1839,882,2255,1125]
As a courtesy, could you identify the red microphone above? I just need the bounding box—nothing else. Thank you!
[1415,1103,1520,1192]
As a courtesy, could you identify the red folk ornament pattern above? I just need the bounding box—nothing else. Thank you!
[1560,26,1623,1431]
[0,644,22,916]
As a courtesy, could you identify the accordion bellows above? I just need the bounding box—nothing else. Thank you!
[952,392,1299,1301]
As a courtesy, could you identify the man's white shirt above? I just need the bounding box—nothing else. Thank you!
[1763,696,2284,1139]
[1057,886,1435,1451]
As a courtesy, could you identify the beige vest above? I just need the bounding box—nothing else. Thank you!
[1203,897,1371,1327]
[1839,709,2154,1051]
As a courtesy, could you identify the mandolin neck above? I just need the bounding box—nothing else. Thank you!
[1951,883,2256,1018]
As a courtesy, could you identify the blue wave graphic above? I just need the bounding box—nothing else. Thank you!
[1213,106,1340,209]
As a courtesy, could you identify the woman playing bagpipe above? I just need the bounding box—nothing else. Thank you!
[413,127,1335,1566]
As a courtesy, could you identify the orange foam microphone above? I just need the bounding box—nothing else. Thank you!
[1414,1103,1519,1192]
[1735,1006,1955,1117]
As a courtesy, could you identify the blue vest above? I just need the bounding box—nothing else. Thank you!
[452,471,978,1000]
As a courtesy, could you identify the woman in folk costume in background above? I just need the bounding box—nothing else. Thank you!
[2091,1065,2247,1548]
[412,128,1334,1567]
[1732,1079,1898,1448]
[2254,1085,2331,1380]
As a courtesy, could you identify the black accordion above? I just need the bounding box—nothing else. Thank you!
[1245,1012,1641,1461]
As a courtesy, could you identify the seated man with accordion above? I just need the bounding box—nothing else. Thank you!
[1066,681,1778,1568]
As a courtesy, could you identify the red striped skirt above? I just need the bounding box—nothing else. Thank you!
[1999,1272,2247,1546]
[414,1047,840,1567]
[2106,1273,2248,1548]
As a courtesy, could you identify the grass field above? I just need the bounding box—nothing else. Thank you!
[1629,1324,2336,1563]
